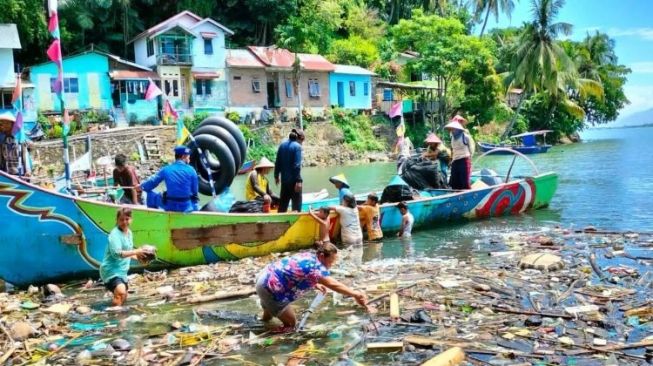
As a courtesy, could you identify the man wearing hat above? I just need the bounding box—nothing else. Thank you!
[445,117,475,190]
[140,145,199,212]
[329,173,352,205]
[245,157,279,211]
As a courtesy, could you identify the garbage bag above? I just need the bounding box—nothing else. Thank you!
[400,157,448,190]
[380,184,415,204]
[228,199,265,213]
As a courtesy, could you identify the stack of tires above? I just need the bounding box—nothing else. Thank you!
[188,116,247,196]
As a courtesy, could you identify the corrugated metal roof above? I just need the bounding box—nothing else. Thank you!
[297,53,335,71]
[333,64,375,76]
[109,70,159,80]
[0,24,21,49]
[129,11,233,44]
[247,46,295,69]
[227,49,265,68]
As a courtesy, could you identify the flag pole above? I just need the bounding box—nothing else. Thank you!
[15,73,24,176]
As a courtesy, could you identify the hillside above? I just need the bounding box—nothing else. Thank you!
[614,108,653,127]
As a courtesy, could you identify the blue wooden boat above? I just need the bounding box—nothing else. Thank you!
[479,130,553,155]
[0,164,557,286]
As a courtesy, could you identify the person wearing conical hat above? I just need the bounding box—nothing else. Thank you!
[245,157,279,211]
[329,173,352,205]
[421,132,451,182]
[445,116,475,190]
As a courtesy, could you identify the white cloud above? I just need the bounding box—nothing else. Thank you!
[630,62,653,74]
[619,85,653,118]
[605,27,653,41]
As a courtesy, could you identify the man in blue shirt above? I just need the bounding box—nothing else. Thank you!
[274,129,304,212]
[140,146,199,212]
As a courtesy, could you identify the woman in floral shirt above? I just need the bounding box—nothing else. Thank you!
[256,242,368,330]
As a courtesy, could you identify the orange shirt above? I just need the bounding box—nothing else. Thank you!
[358,205,383,241]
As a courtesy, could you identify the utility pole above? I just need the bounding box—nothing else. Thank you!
[293,53,303,130]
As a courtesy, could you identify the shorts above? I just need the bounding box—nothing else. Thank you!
[255,274,290,317]
[104,277,128,292]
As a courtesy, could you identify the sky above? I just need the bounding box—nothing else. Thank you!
[484,0,653,123]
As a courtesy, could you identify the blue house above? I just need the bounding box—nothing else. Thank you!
[329,64,375,110]
[29,50,159,123]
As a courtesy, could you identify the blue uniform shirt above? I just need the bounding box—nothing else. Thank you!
[141,160,199,212]
[274,140,303,185]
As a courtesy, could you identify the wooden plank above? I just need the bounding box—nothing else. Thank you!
[172,222,292,249]
[421,347,465,366]
[366,342,404,353]
[390,293,400,319]
[404,335,471,349]
[188,288,255,304]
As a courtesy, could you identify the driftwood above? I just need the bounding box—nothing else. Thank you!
[188,288,256,304]
[368,283,419,305]
[420,347,465,366]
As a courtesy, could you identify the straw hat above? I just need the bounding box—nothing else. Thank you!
[452,114,467,125]
[255,157,274,170]
[444,120,465,131]
[424,133,442,144]
[329,173,350,188]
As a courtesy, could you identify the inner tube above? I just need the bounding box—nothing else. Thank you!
[192,124,242,170]
[197,116,247,167]
[189,134,236,196]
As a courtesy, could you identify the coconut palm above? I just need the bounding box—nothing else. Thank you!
[501,0,602,139]
[474,0,517,37]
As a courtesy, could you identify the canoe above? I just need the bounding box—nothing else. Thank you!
[237,160,255,175]
[478,142,551,155]
[0,170,557,286]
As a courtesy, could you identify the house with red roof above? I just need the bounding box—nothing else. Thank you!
[226,46,334,122]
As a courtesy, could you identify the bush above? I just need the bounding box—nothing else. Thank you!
[331,108,384,152]
[48,125,63,139]
[183,112,209,133]
[239,125,276,162]
[226,111,240,123]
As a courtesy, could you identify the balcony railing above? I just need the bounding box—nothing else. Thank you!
[157,52,192,65]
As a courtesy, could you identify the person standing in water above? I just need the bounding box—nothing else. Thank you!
[396,201,414,238]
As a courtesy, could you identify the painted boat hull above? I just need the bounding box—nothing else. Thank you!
[0,171,557,286]
[478,142,551,154]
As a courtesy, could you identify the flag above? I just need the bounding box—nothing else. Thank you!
[11,75,26,142]
[11,76,21,106]
[145,78,162,100]
[46,0,67,135]
[47,0,60,38]
[388,101,403,118]
[176,120,190,145]
[163,99,188,144]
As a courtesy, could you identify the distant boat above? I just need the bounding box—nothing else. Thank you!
[237,160,255,175]
[479,130,553,155]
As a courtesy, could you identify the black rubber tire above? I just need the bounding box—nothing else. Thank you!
[197,116,247,167]
[189,134,236,196]
[192,125,242,170]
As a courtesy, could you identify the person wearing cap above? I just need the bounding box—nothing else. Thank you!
[329,173,352,205]
[274,129,305,212]
[445,117,475,190]
[245,157,279,211]
[140,145,199,212]
[421,132,451,181]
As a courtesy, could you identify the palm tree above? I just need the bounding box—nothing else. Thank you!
[501,0,602,139]
[474,0,517,37]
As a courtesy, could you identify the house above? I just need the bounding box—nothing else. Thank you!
[29,50,159,123]
[329,64,375,110]
[0,24,36,130]
[129,11,233,116]
[226,46,334,120]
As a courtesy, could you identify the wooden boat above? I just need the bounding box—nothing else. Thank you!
[478,130,553,155]
[237,160,255,175]
[0,164,557,286]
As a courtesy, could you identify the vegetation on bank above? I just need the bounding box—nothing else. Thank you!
[3,0,630,142]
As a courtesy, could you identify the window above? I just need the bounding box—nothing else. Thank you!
[1,92,12,109]
[204,39,213,55]
[308,79,321,98]
[233,75,242,80]
[349,81,356,96]
[196,80,212,96]
[364,82,369,96]
[50,77,79,93]
[285,79,293,98]
[147,39,154,57]
[383,88,393,101]
[252,79,261,93]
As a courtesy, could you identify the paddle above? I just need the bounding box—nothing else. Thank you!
[296,292,327,331]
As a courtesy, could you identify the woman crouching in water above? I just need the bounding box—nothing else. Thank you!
[256,242,368,331]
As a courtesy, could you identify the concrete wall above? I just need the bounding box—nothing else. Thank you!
[0,49,15,87]
[134,37,156,68]
[329,73,372,109]
[30,52,112,112]
[228,67,267,107]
